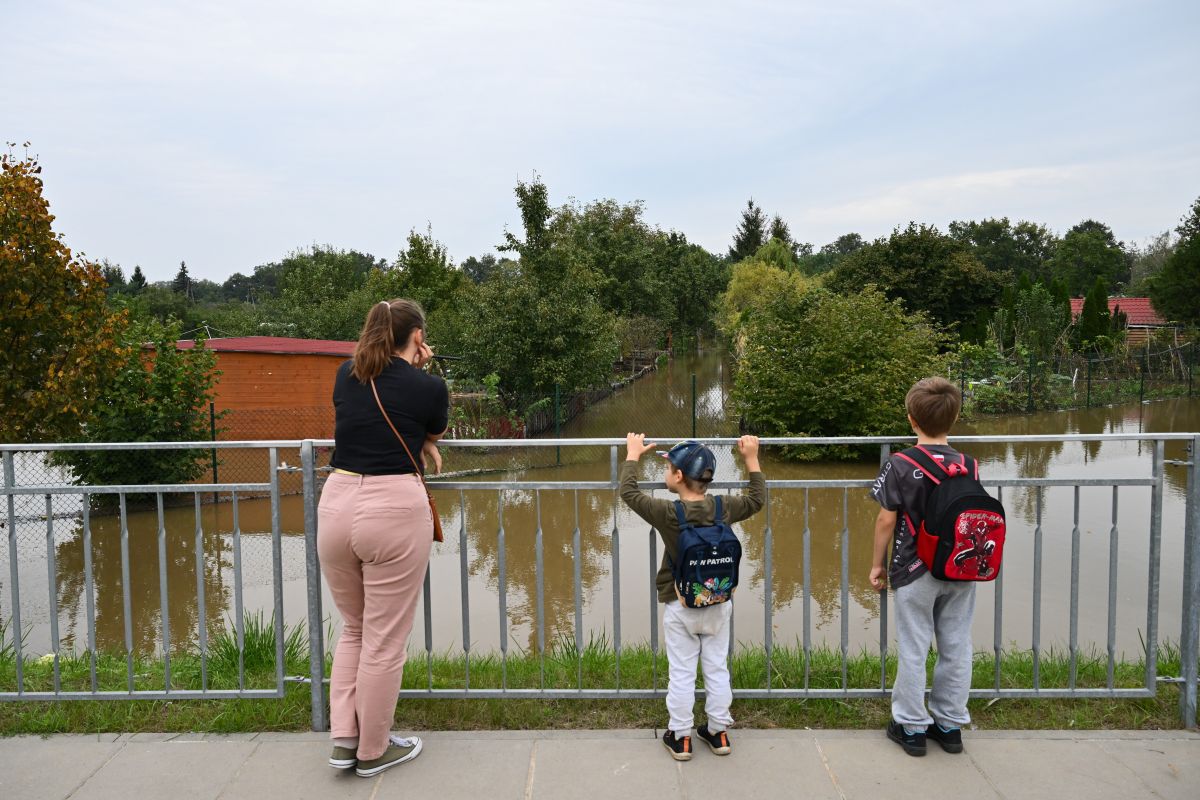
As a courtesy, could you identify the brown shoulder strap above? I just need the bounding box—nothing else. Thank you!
[370,378,427,488]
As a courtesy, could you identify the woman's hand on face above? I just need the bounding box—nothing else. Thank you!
[413,341,435,369]
[422,441,442,474]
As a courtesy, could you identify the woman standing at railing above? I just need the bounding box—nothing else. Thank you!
[317,298,448,778]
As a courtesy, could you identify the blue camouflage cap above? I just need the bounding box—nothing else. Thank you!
[656,440,716,482]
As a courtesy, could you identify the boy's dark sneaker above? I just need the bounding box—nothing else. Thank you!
[926,723,964,753]
[886,720,926,757]
[696,724,732,755]
[662,730,692,761]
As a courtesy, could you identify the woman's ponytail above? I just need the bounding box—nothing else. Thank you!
[350,299,426,382]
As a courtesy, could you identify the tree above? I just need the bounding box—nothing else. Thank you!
[0,149,129,442]
[172,260,192,299]
[947,217,1058,282]
[128,265,147,294]
[461,254,499,284]
[825,223,1002,341]
[51,319,220,504]
[728,199,767,262]
[1074,277,1113,349]
[1128,231,1176,292]
[732,286,944,451]
[717,253,811,339]
[389,226,461,314]
[821,233,865,257]
[260,245,383,339]
[768,214,797,258]
[100,259,126,295]
[1049,221,1129,294]
[655,234,727,339]
[1148,234,1200,327]
[1176,196,1200,242]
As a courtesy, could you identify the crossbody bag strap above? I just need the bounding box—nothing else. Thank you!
[369,378,428,490]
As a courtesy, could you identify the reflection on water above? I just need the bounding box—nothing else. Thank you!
[3,349,1197,660]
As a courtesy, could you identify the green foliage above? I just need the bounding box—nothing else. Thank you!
[825,223,1001,341]
[1148,232,1200,327]
[1048,222,1130,295]
[732,286,944,453]
[654,234,728,338]
[717,254,812,340]
[990,282,1071,359]
[947,217,1058,282]
[0,149,131,442]
[728,198,767,262]
[50,319,220,499]
[1075,277,1114,350]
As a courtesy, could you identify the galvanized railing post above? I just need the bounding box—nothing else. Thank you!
[1181,435,1200,728]
[300,440,328,731]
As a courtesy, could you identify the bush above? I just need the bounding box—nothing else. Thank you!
[732,286,945,457]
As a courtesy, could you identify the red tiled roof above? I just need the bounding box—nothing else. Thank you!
[173,336,356,356]
[1068,297,1167,327]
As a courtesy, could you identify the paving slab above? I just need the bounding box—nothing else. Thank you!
[816,732,1003,798]
[529,735,680,800]
[967,737,1164,800]
[1097,738,1200,800]
[678,732,840,799]
[218,741,380,800]
[0,737,123,800]
[68,740,255,800]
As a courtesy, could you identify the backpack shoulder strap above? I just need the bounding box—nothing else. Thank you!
[913,444,955,477]
[714,495,724,523]
[673,500,688,528]
[894,447,942,485]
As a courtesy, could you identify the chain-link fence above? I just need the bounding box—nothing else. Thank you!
[953,342,1197,415]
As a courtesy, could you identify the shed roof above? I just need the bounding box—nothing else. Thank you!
[1068,297,1168,327]
[173,336,356,356]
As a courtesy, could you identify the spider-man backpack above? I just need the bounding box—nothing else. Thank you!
[894,446,1006,582]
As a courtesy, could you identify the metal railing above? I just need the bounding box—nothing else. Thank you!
[1,434,1198,733]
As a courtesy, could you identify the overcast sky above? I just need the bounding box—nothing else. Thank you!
[7,0,1199,282]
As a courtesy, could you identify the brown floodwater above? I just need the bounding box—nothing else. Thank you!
[3,348,1196,661]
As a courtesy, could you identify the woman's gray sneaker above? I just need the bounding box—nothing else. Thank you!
[328,745,357,770]
[355,735,423,777]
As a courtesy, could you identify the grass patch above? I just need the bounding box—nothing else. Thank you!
[1,623,1195,735]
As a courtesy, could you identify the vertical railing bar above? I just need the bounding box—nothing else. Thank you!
[300,440,327,730]
[1180,434,1200,726]
[1107,486,1119,690]
[1145,439,1164,691]
[268,447,285,693]
[45,494,61,694]
[232,491,245,692]
[497,489,508,691]
[194,493,209,693]
[994,486,1004,693]
[82,493,97,693]
[1033,487,1043,691]
[840,488,849,691]
[458,490,470,691]
[763,485,773,692]
[1069,485,1081,690]
[879,443,891,693]
[155,493,171,693]
[423,564,433,691]
[649,517,659,695]
[3,452,24,694]
[120,493,134,694]
[535,490,545,690]
[573,490,583,692]
[610,451,622,691]
[803,487,812,691]
[726,486,735,668]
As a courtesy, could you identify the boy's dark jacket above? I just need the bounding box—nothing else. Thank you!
[619,461,766,603]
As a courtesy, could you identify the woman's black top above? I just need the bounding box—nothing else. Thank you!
[330,358,449,475]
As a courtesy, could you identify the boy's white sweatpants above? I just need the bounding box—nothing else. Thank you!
[663,600,734,736]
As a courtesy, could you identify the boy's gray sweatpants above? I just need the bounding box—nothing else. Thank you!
[892,571,976,729]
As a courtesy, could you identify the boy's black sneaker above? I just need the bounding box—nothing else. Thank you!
[662,730,692,761]
[926,723,964,753]
[886,720,926,757]
[696,724,732,755]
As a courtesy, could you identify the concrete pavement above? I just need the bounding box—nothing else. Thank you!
[2,729,1198,799]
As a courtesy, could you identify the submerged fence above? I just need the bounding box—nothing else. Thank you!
[1,435,1198,732]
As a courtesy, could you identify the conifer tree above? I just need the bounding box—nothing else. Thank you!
[729,199,767,262]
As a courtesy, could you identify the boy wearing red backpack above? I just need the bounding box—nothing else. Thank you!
[869,377,982,757]
[622,433,765,761]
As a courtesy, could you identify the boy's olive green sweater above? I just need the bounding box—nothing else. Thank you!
[619,460,766,603]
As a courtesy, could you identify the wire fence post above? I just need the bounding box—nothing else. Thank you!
[1180,435,1200,727]
[1026,351,1035,412]
[554,383,561,466]
[691,373,697,438]
[959,359,967,407]
[209,402,219,505]
[1140,350,1147,404]
[1086,358,1093,408]
[1190,343,1195,398]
